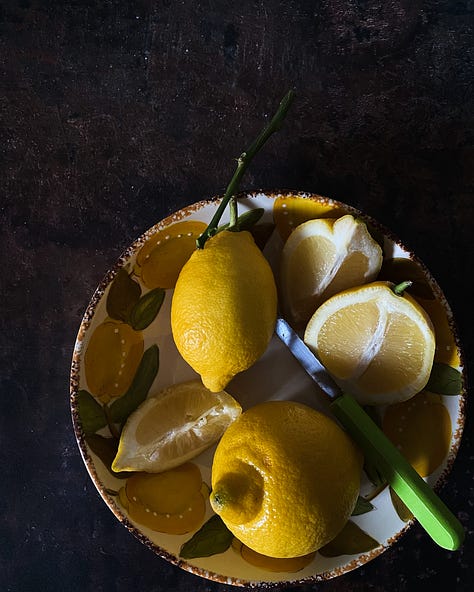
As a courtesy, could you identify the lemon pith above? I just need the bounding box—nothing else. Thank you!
[210,401,362,558]
[171,230,277,392]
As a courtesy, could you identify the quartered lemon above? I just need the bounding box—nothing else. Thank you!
[135,220,207,289]
[210,401,362,558]
[112,380,241,473]
[280,215,383,327]
[304,282,436,405]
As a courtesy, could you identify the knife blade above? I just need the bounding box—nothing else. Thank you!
[275,316,464,551]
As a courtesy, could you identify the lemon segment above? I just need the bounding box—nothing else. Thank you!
[112,380,242,473]
[304,282,436,405]
[280,215,383,327]
[210,401,362,559]
[171,230,277,392]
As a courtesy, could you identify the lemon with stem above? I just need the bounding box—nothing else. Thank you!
[171,91,294,391]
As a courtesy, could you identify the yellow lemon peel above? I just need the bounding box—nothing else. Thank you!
[171,230,277,392]
[210,401,362,558]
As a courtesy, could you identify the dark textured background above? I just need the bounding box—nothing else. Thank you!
[1,1,473,591]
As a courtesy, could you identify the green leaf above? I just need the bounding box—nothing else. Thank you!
[234,208,265,231]
[217,208,265,233]
[426,362,462,396]
[85,434,131,479]
[319,520,379,557]
[106,268,142,322]
[77,389,107,434]
[352,496,375,516]
[180,515,234,559]
[130,288,165,331]
[109,345,159,424]
[390,487,413,522]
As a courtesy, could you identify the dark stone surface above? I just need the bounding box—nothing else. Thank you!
[1,1,473,591]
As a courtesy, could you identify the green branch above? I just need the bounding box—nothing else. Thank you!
[196,89,295,249]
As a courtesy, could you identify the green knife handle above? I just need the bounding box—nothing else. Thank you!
[330,392,464,551]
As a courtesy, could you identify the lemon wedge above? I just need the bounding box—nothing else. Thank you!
[112,380,242,473]
[304,281,435,405]
[280,214,383,327]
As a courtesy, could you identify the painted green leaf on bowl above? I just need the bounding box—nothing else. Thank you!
[180,515,234,559]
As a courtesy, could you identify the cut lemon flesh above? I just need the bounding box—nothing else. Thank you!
[304,282,435,405]
[280,215,383,327]
[112,380,242,473]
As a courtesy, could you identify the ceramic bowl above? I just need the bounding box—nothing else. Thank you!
[70,191,466,587]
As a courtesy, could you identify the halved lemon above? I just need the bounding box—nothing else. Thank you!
[112,380,241,473]
[304,282,435,405]
[280,215,383,327]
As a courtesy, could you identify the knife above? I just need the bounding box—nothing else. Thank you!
[275,316,464,551]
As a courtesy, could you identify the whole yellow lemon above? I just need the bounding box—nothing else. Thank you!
[210,401,362,558]
[171,230,277,392]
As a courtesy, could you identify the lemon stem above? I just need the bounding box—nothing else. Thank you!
[211,489,230,511]
[228,197,238,229]
[196,89,295,249]
[393,280,413,296]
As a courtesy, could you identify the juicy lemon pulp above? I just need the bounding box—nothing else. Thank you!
[304,282,436,405]
[112,380,241,473]
[171,230,277,392]
[210,401,362,558]
[280,215,382,327]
